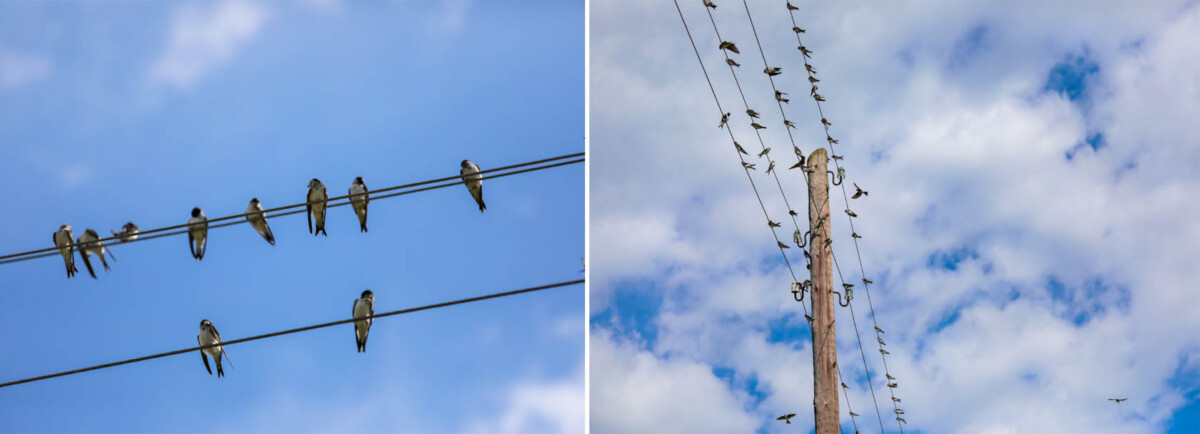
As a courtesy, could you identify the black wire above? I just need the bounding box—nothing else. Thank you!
[0,278,584,389]
[0,154,584,266]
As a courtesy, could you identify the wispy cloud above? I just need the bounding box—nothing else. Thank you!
[467,368,585,434]
[148,0,268,88]
[0,51,51,89]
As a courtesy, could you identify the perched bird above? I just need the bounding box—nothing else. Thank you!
[814,93,826,102]
[307,178,329,235]
[789,161,804,170]
[764,66,782,76]
[777,241,790,249]
[719,112,730,128]
[197,319,231,378]
[349,177,370,232]
[887,381,898,388]
[786,2,798,10]
[821,117,831,126]
[811,85,820,97]
[76,229,114,278]
[846,209,858,218]
[768,220,781,228]
[784,120,797,129]
[886,374,895,380]
[793,26,806,34]
[718,41,740,54]
[875,326,884,333]
[878,337,887,346]
[751,122,766,130]
[746,109,761,118]
[776,414,796,424]
[841,382,849,389]
[822,238,831,249]
[793,146,805,159]
[742,162,756,170]
[766,160,776,174]
[757,148,770,158]
[187,208,208,260]
[775,90,789,103]
[892,397,902,403]
[1109,398,1128,404]
[53,224,78,278]
[897,418,907,424]
[852,183,868,199]
[806,64,817,74]
[735,142,749,155]
[881,348,891,355]
[111,222,139,242]
[353,290,375,353]
[789,210,799,217]
[832,154,844,161]
[703,0,716,8]
[852,232,862,239]
[863,278,874,285]
[805,314,813,323]
[827,135,838,144]
[809,76,820,84]
[849,411,859,417]
[460,160,487,212]
[245,198,276,246]
[799,45,813,57]
[726,58,740,67]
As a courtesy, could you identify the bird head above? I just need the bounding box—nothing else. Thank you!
[59,223,71,231]
[361,289,374,301]
[308,178,322,188]
[123,222,137,230]
[199,319,212,330]
[191,207,203,218]
[461,160,472,168]
[354,176,364,185]
[249,198,260,206]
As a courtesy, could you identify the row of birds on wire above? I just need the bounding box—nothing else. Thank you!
[50,160,489,279]
[195,288,376,377]
[697,0,915,427]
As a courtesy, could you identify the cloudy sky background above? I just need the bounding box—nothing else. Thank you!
[591,0,1199,433]
[0,1,582,432]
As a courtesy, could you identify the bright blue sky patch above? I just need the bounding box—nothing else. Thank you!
[1045,51,1100,102]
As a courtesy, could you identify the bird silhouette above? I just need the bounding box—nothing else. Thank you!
[809,76,820,83]
[735,142,749,155]
[875,326,884,334]
[757,147,771,157]
[852,232,862,239]
[703,0,717,8]
[787,2,798,10]
[747,109,761,118]
[719,41,740,54]
[846,209,858,218]
[766,160,776,174]
[794,27,806,34]
[765,66,782,76]
[814,93,826,102]
[806,64,817,74]
[852,183,868,199]
[1109,398,1128,404]
[777,241,790,249]
[726,58,740,67]
[776,414,796,424]
[821,117,832,126]
[752,122,766,130]
[719,112,730,128]
[775,90,790,103]
[768,220,781,228]
[742,162,756,170]
[784,120,797,129]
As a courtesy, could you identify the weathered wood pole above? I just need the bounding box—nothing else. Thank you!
[807,147,838,434]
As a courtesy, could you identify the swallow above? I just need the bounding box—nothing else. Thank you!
[726,58,740,67]
[777,240,790,249]
[307,178,329,235]
[878,337,887,346]
[841,382,849,388]
[832,154,844,161]
[814,93,826,102]
[789,210,799,217]
[892,397,901,403]
[768,220,781,228]
[886,374,895,380]
[76,229,114,278]
[245,198,275,245]
[784,120,796,129]
[349,177,370,232]
[887,381,897,388]
[111,222,139,242]
[846,209,858,218]
[719,41,740,54]
[735,142,749,155]
[811,85,820,97]
[1109,398,1128,404]
[806,64,817,74]
[742,162,756,170]
[764,66,782,76]
[897,418,907,424]
[353,290,375,352]
[805,314,813,323]
[197,319,231,377]
[746,109,761,118]
[757,147,770,158]
[793,27,806,34]
[852,232,862,239]
[187,207,208,260]
[775,90,789,103]
[719,112,730,128]
[787,2,798,10]
[799,45,813,57]
[460,160,487,212]
[863,278,874,284]
[849,411,860,417]
[789,161,804,170]
[821,117,831,126]
[827,135,838,144]
[822,238,831,249]
[843,283,854,290]
[766,160,776,174]
[852,183,868,199]
[703,0,716,8]
[751,122,766,130]
[776,414,796,424]
[881,348,891,355]
[53,224,78,278]
[793,146,805,159]
[875,325,884,333]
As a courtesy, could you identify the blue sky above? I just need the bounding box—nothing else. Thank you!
[591,1,1199,433]
[0,1,583,433]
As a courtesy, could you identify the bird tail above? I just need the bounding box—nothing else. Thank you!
[479,199,487,213]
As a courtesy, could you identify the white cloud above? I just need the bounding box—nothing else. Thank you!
[591,0,1200,432]
[148,0,268,87]
[467,369,585,434]
[0,51,51,89]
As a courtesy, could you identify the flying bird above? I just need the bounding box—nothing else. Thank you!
[719,41,740,54]
[703,0,716,8]
[766,160,776,174]
[777,241,790,249]
[734,142,749,155]
[245,198,276,245]
[719,112,730,128]
[1109,398,1128,404]
[461,160,487,213]
[746,109,761,118]
[349,177,370,232]
[76,229,114,278]
[53,224,78,278]
[768,220,781,228]
[111,222,139,242]
[307,178,329,235]
[197,319,231,378]
[751,122,766,130]
[775,90,789,103]
[726,58,740,67]
[187,208,208,260]
[814,93,826,102]
[852,183,868,199]
[793,27,806,34]
[846,209,858,218]
[353,290,375,352]
[742,162,756,170]
[764,66,782,76]
[776,414,796,424]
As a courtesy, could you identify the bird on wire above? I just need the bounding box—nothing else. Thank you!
[306,179,329,236]
[460,160,487,212]
[53,224,78,278]
[111,222,139,242]
[246,198,276,246]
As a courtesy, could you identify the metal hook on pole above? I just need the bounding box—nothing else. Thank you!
[792,280,809,302]
[794,229,810,248]
[828,168,844,186]
[833,289,852,307]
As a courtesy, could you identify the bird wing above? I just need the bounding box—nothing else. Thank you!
[306,200,314,234]
[79,247,96,278]
[188,228,197,258]
[199,335,212,375]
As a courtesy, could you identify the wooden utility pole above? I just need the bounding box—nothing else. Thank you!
[807,148,838,434]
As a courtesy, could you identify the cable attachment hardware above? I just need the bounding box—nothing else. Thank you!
[828,167,844,186]
[793,229,810,248]
[791,280,809,302]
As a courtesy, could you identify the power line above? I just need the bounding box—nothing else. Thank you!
[0,278,584,389]
[0,153,584,266]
